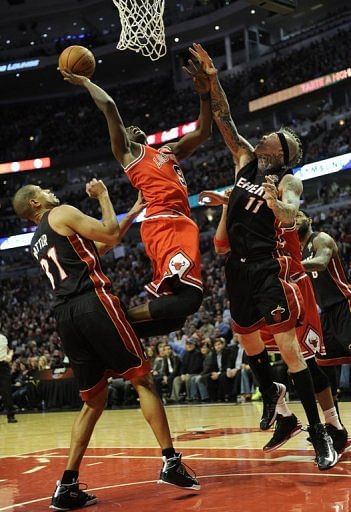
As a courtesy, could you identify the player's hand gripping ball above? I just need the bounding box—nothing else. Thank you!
[58,45,96,78]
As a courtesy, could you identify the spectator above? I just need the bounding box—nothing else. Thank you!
[170,340,203,402]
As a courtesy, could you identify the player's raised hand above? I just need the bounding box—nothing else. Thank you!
[189,43,217,76]
[199,190,230,206]
[129,191,147,217]
[86,178,108,199]
[182,58,210,94]
[262,175,278,209]
[61,69,90,86]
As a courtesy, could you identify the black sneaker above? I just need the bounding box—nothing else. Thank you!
[308,423,338,470]
[260,383,286,431]
[158,452,200,490]
[263,414,302,452]
[7,416,18,423]
[326,424,349,457]
[50,480,97,510]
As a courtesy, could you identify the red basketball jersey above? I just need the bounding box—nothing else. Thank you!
[122,144,190,218]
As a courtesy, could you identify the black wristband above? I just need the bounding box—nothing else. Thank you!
[200,92,211,101]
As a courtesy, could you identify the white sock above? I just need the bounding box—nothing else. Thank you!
[276,399,293,417]
[324,407,343,430]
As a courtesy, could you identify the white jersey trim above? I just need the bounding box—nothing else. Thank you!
[122,144,146,173]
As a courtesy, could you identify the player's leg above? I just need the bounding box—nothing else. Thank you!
[131,373,200,490]
[307,358,348,456]
[128,279,202,323]
[257,261,337,469]
[240,330,290,430]
[51,388,106,510]
[66,386,108,471]
[225,258,290,429]
[129,217,203,327]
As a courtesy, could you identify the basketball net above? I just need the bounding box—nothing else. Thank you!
[112,0,166,61]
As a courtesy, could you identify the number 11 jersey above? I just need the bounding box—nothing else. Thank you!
[227,158,292,260]
[122,144,191,219]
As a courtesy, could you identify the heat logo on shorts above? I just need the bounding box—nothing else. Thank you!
[271,305,286,323]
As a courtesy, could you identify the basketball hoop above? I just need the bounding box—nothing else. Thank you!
[112,0,167,61]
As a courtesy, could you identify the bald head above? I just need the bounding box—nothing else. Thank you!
[12,185,39,220]
[12,185,60,221]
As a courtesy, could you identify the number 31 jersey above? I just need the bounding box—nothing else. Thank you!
[31,211,111,305]
[227,158,291,260]
[122,144,191,219]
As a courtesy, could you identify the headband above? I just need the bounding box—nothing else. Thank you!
[277,132,290,166]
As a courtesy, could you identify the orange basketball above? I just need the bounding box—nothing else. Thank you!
[58,45,96,78]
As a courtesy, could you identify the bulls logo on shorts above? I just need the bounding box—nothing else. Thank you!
[168,252,191,279]
[304,327,321,354]
[271,305,286,323]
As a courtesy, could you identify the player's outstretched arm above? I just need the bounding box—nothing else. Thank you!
[61,70,132,166]
[214,205,230,255]
[96,191,147,256]
[263,174,302,226]
[199,189,231,254]
[49,179,120,245]
[301,232,337,272]
[165,57,212,161]
[189,44,254,170]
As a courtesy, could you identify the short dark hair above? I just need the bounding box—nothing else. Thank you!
[12,185,38,219]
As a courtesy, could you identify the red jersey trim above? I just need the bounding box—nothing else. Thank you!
[328,258,351,300]
[68,235,145,364]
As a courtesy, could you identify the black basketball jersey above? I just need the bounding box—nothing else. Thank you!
[226,158,291,259]
[31,210,111,305]
[302,232,351,310]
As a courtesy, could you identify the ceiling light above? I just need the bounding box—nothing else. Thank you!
[215,25,220,30]
[174,37,179,42]
[6,39,11,44]
[251,9,256,14]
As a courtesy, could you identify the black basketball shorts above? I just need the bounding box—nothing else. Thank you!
[55,291,150,401]
[316,298,351,366]
[225,254,304,335]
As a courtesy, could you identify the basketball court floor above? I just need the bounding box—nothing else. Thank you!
[1,401,350,511]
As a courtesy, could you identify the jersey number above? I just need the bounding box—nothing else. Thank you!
[245,196,264,214]
[173,164,187,187]
[40,247,67,289]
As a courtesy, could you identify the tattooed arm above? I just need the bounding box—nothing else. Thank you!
[263,174,303,226]
[189,43,255,172]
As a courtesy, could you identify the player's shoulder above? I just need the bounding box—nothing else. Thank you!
[48,205,83,229]
[280,173,302,192]
[313,231,336,250]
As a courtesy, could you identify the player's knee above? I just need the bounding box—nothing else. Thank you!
[306,358,330,394]
[132,373,155,392]
[85,386,108,413]
[149,286,203,319]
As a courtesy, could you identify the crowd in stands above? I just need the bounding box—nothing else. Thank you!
[1,26,351,166]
